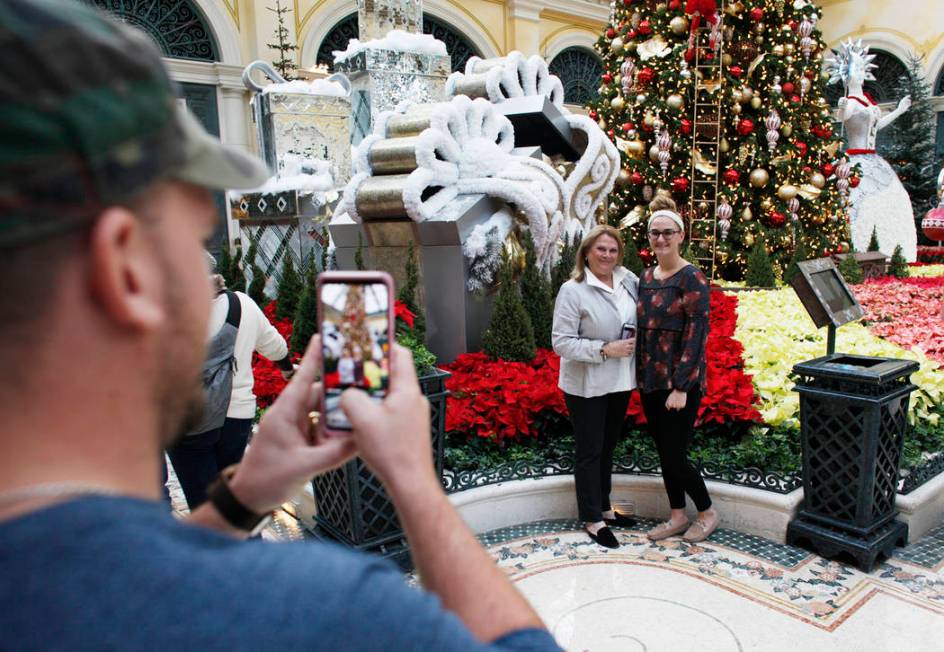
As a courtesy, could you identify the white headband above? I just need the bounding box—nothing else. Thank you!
[648,209,685,232]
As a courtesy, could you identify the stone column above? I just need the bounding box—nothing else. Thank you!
[509,0,543,56]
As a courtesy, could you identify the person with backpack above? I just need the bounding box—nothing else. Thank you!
[166,262,294,509]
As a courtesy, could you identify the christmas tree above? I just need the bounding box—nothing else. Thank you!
[882,53,940,227]
[551,232,578,298]
[291,258,319,355]
[246,241,267,306]
[520,232,553,349]
[228,244,245,293]
[275,254,302,321]
[481,255,536,362]
[267,0,297,80]
[397,241,426,339]
[590,0,849,280]
[889,245,910,278]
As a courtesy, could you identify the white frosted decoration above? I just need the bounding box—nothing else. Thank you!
[245,154,334,195]
[446,51,564,109]
[260,78,350,97]
[333,30,447,64]
[463,207,514,292]
[564,113,621,233]
[848,154,918,261]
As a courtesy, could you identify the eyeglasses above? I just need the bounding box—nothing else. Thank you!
[648,229,681,240]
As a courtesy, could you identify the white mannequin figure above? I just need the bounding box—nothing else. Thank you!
[828,40,917,261]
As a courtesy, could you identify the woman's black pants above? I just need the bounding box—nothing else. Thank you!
[640,389,711,512]
[564,391,632,523]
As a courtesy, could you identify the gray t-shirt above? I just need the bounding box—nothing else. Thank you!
[0,496,560,651]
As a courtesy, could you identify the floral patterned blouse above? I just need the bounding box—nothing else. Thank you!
[635,264,710,393]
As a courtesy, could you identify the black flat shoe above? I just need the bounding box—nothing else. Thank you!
[585,526,619,549]
[604,512,637,528]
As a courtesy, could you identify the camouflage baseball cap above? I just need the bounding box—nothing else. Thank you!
[0,0,269,247]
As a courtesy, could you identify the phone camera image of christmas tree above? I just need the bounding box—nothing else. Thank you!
[590,0,852,280]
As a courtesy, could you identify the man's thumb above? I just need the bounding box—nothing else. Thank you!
[339,388,378,429]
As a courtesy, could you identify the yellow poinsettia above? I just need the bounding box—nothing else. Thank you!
[733,288,944,427]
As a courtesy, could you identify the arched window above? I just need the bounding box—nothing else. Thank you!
[548,47,602,106]
[317,14,480,73]
[86,0,219,61]
[825,49,909,106]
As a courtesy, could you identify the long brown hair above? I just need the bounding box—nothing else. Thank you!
[571,225,624,283]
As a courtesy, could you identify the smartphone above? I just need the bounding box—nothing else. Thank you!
[317,271,395,437]
[620,323,636,340]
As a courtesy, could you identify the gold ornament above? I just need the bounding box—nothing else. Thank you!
[722,54,733,66]
[732,102,743,115]
[761,198,773,211]
[598,119,607,129]
[784,43,795,54]
[618,137,646,160]
[810,172,826,189]
[617,169,632,186]
[739,86,754,104]
[741,206,754,220]
[797,184,822,200]
[643,112,656,127]
[610,37,625,53]
[611,95,626,111]
[755,36,765,45]
[753,22,765,34]
[777,184,798,200]
[744,233,755,246]
[503,231,527,274]
[751,96,762,109]
[750,168,770,188]
[624,41,637,53]
[725,1,745,16]
[781,123,793,137]
[773,44,785,56]
[667,94,684,110]
[670,16,690,35]
[719,138,730,153]
[649,145,661,162]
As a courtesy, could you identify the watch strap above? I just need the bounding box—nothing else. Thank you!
[207,465,270,532]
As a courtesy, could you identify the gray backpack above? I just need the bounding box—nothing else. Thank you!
[186,291,242,436]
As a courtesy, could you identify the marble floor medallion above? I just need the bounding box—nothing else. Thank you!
[487,525,944,651]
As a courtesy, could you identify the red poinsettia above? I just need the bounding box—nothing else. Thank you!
[394,299,415,329]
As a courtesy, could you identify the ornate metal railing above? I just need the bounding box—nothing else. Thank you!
[900,453,944,494]
[442,451,802,495]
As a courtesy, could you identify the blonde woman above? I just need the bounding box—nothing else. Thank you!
[636,196,717,543]
[553,225,638,549]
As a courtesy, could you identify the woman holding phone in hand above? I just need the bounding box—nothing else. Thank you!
[553,225,639,549]
[636,195,717,543]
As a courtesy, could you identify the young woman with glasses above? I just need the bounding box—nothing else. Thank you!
[636,195,718,543]
[552,225,639,549]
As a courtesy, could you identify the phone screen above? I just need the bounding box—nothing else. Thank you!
[320,281,391,430]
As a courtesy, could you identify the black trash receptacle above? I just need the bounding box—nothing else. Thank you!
[787,354,917,571]
[311,369,449,566]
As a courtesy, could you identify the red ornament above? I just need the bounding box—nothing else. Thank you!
[849,175,861,188]
[782,82,795,94]
[669,0,681,9]
[794,140,808,157]
[606,28,617,39]
[607,129,615,139]
[628,29,638,39]
[804,69,815,78]
[631,171,644,184]
[737,118,755,136]
[680,119,693,135]
[802,166,813,175]
[639,19,652,35]
[672,177,690,193]
[922,206,944,242]
[729,65,744,78]
[769,211,786,227]
[750,7,764,21]
[602,73,613,85]
[723,169,740,186]
[637,67,655,85]
[821,163,835,177]
[789,20,799,31]
[623,0,633,6]
[640,247,654,263]
[791,95,801,104]
[589,110,598,120]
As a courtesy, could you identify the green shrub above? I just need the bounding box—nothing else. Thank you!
[837,253,863,285]
[889,244,910,278]
[481,255,535,362]
[520,232,553,348]
[275,254,302,321]
[744,239,776,288]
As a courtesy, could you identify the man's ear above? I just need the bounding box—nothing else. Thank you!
[88,207,165,331]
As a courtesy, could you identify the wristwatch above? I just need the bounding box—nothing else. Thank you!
[600,343,608,361]
[207,464,273,536]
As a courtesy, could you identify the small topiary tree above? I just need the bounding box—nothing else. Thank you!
[622,229,644,276]
[291,257,318,354]
[783,237,807,285]
[520,231,553,349]
[481,255,535,362]
[228,244,245,293]
[551,232,577,298]
[275,254,302,321]
[246,242,267,306]
[397,241,426,339]
[889,244,910,278]
[218,245,233,287]
[744,239,777,288]
[867,226,881,253]
[837,252,863,285]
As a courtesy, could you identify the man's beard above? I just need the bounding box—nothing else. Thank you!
[152,253,210,449]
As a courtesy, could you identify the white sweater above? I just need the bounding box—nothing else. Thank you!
[207,291,288,419]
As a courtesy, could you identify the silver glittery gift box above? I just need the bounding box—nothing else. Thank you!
[335,48,449,146]
[256,91,352,188]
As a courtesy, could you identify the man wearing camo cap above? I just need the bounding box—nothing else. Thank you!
[0,1,559,649]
